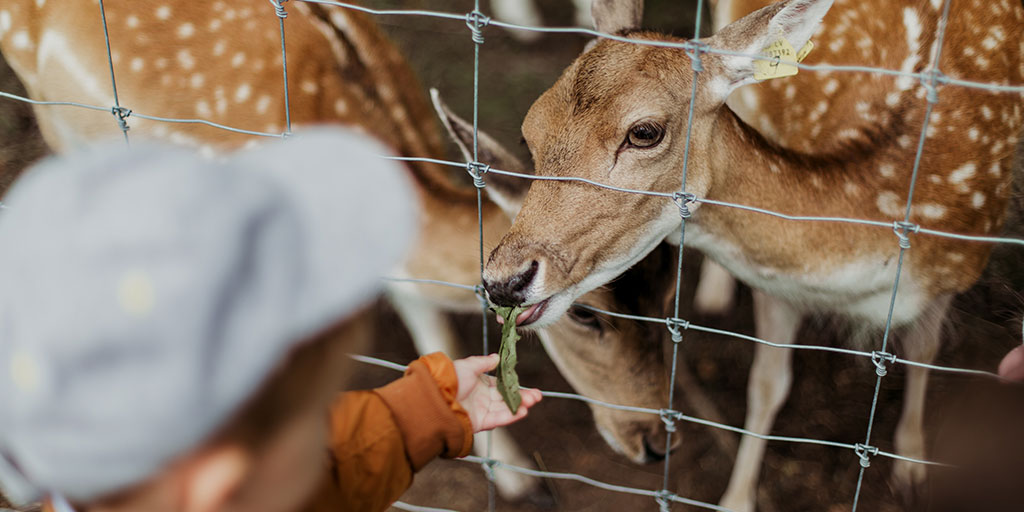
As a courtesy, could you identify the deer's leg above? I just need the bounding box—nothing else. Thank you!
[387,289,541,502]
[694,259,738,315]
[719,291,800,512]
[891,294,952,496]
[571,0,594,28]
[489,0,543,43]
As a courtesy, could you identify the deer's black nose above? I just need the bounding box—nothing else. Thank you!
[485,260,539,307]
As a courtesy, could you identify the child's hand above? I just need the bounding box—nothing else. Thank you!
[453,354,543,432]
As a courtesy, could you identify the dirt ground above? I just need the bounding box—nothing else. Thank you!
[2,1,1024,512]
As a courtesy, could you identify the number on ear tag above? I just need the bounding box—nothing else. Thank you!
[752,35,817,81]
[753,37,798,81]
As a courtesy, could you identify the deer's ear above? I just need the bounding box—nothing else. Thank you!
[429,88,531,219]
[592,0,643,34]
[706,0,833,98]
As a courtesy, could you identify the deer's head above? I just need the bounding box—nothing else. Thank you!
[432,92,680,463]
[480,0,833,327]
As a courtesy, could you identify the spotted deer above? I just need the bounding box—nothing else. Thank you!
[0,0,685,501]
[479,0,1024,509]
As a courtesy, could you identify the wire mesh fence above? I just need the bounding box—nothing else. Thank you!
[1,0,1023,510]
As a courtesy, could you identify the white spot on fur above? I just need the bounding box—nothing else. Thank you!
[917,203,946,219]
[125,15,139,29]
[255,95,272,114]
[235,83,252,103]
[968,127,979,141]
[981,105,994,120]
[213,40,226,57]
[155,5,171,20]
[209,19,222,31]
[972,192,986,209]
[334,98,349,115]
[231,52,246,68]
[898,135,913,148]
[130,58,144,72]
[930,0,942,9]
[877,191,903,217]
[12,31,32,50]
[989,162,1002,176]
[190,73,205,89]
[844,182,861,195]
[0,11,10,38]
[823,79,840,96]
[886,92,901,107]
[177,49,195,70]
[177,23,195,39]
[896,8,922,91]
[155,58,168,70]
[300,80,318,95]
[948,163,977,193]
[196,100,212,118]
[947,252,965,263]
[879,164,896,178]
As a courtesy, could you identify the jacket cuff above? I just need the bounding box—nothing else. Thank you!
[374,353,473,470]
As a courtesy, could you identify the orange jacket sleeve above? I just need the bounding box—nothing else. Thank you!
[310,352,473,512]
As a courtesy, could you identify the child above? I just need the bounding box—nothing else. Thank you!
[0,128,541,512]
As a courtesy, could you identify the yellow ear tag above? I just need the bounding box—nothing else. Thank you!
[796,40,814,63]
[753,37,800,81]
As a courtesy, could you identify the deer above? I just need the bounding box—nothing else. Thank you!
[478,0,1024,510]
[0,0,689,502]
[489,0,592,43]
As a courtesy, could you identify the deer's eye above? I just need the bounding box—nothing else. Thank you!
[626,122,665,149]
[568,305,603,332]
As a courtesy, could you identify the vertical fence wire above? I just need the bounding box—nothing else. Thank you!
[849,0,954,509]
[270,0,293,135]
[659,1,707,509]
[464,3,497,509]
[97,0,129,144]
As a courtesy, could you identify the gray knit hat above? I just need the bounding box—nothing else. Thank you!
[0,128,417,505]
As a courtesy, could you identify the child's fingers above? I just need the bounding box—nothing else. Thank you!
[459,353,500,375]
[999,345,1024,381]
[520,388,543,408]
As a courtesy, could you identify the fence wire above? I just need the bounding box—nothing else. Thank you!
[0,0,1022,511]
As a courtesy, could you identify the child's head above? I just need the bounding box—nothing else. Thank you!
[0,129,415,512]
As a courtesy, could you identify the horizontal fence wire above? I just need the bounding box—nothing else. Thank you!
[350,354,947,468]
[380,276,1009,381]
[0,1,1021,510]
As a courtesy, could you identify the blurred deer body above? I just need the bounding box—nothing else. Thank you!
[489,0,592,42]
[481,0,1024,509]
[0,0,687,500]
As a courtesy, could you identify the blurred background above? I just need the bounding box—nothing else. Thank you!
[2,0,1024,511]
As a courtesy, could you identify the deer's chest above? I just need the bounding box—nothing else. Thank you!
[685,223,928,327]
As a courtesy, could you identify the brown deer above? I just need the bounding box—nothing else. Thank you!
[0,0,684,501]
[480,0,1024,509]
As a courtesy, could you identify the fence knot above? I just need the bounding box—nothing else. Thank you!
[892,221,918,249]
[655,490,676,511]
[465,11,490,44]
[268,0,288,19]
[110,106,132,132]
[665,317,689,343]
[473,284,489,306]
[466,161,490,188]
[920,68,943,104]
[685,41,708,72]
[480,457,498,481]
[672,192,696,219]
[854,443,879,468]
[659,409,680,433]
[870,350,897,377]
